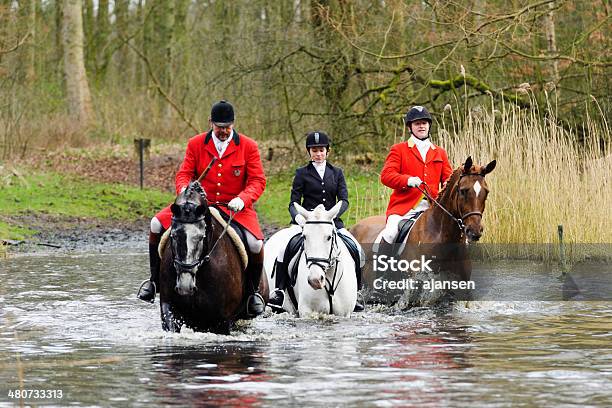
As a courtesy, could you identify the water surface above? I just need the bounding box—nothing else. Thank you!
[1,251,610,406]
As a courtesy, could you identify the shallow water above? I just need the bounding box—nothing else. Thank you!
[1,250,611,407]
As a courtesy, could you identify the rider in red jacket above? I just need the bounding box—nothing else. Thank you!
[379,106,453,250]
[137,100,267,316]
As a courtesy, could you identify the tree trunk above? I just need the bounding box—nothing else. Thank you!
[135,0,145,87]
[114,0,128,78]
[95,0,110,82]
[24,0,36,83]
[82,0,94,72]
[543,1,560,84]
[54,0,63,74]
[63,0,93,127]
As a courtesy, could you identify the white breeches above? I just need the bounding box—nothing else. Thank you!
[381,199,430,244]
[150,216,163,234]
[245,230,263,253]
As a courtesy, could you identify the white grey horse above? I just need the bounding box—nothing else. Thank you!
[264,203,357,317]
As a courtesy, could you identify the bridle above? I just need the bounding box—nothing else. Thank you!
[416,173,485,236]
[302,220,344,314]
[171,214,207,276]
[171,202,237,277]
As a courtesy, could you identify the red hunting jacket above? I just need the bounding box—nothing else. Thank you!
[156,130,266,239]
[380,138,453,219]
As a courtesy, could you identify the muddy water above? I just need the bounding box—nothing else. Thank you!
[1,249,611,407]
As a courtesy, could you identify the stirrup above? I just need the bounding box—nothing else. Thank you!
[246,292,265,317]
[137,279,157,303]
[267,289,285,313]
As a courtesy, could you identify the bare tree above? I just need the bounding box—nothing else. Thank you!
[63,0,92,127]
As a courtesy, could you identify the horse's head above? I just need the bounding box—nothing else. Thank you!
[450,156,496,242]
[170,181,210,295]
[294,202,342,290]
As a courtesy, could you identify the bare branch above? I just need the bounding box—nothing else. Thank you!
[0,32,31,56]
[123,37,200,133]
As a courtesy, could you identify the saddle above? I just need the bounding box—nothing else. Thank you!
[395,211,424,245]
[283,233,305,287]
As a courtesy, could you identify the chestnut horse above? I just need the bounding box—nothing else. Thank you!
[159,182,268,334]
[350,157,496,307]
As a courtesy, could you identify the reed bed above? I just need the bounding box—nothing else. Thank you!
[348,103,610,260]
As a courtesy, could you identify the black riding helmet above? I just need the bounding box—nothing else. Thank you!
[211,100,235,126]
[404,105,432,127]
[305,131,330,150]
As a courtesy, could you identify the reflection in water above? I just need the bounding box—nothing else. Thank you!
[0,252,611,406]
[150,344,269,406]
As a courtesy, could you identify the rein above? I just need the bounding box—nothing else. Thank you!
[171,202,236,275]
[416,174,484,236]
[202,203,236,263]
[302,220,344,314]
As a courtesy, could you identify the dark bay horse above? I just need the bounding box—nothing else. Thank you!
[159,182,268,334]
[351,157,496,307]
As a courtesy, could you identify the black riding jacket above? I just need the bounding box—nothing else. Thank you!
[288,162,349,229]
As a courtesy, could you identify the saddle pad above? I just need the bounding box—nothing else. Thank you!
[395,211,424,245]
[284,233,304,287]
[338,232,362,276]
[158,207,248,270]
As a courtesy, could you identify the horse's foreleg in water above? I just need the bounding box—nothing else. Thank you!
[160,301,181,332]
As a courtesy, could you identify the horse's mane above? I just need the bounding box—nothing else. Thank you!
[437,167,462,204]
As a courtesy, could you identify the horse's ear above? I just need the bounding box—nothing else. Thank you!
[463,156,473,174]
[327,201,343,220]
[171,203,180,216]
[294,202,309,219]
[483,159,497,175]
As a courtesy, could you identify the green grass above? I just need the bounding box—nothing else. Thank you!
[0,221,36,241]
[0,172,173,240]
[257,172,293,227]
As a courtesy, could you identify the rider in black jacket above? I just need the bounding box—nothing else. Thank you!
[269,131,364,312]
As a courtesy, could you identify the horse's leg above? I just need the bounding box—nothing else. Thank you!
[211,320,232,335]
[334,254,358,317]
[160,301,181,333]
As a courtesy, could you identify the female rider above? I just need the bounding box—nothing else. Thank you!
[268,131,364,312]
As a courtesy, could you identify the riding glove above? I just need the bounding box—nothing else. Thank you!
[228,197,245,211]
[407,176,423,188]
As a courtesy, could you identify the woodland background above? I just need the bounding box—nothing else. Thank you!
[0,0,609,158]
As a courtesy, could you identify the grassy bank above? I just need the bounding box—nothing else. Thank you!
[0,171,173,240]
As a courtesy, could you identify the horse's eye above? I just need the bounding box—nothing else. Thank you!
[460,188,469,197]
[327,235,332,241]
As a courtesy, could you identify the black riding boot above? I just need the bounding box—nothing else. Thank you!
[245,248,266,317]
[377,238,398,259]
[137,232,161,303]
[268,261,288,311]
[353,266,365,312]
